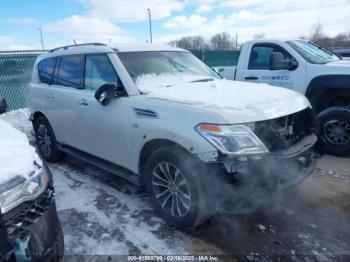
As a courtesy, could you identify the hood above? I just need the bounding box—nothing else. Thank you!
[0,119,41,186]
[314,60,350,76]
[327,59,350,66]
[137,75,310,124]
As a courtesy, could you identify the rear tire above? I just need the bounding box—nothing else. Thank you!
[318,106,350,156]
[143,146,210,228]
[34,116,64,162]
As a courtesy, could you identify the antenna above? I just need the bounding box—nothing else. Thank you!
[73,40,77,45]
[147,8,153,43]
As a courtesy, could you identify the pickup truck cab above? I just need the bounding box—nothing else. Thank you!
[30,43,317,228]
[217,39,350,156]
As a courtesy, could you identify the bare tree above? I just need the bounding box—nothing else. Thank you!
[310,23,324,42]
[306,24,350,48]
[210,32,234,50]
[169,36,208,50]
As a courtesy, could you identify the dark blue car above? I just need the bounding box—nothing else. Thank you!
[332,48,350,59]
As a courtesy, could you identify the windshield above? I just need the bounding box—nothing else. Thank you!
[117,51,220,82]
[286,40,340,64]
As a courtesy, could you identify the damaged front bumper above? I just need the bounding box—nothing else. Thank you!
[0,165,63,262]
[207,134,318,213]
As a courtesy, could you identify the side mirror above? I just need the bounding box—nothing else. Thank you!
[269,52,298,71]
[95,84,123,106]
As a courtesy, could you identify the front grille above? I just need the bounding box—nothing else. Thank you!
[254,107,316,152]
[2,187,54,242]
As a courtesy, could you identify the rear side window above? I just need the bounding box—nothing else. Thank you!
[84,54,119,91]
[38,58,57,84]
[56,55,83,88]
[248,44,292,70]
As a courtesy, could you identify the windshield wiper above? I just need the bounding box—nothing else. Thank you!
[190,78,214,83]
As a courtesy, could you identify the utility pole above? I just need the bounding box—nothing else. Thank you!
[235,34,238,50]
[38,28,45,50]
[147,8,153,43]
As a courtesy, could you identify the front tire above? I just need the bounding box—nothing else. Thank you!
[34,116,64,162]
[144,147,210,228]
[318,106,350,156]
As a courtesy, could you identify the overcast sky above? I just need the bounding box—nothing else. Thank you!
[1,0,350,50]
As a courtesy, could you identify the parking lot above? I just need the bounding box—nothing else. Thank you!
[2,109,349,261]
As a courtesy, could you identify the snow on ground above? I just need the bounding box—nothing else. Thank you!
[52,160,188,255]
[0,116,41,184]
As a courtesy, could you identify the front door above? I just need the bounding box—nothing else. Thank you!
[74,54,131,168]
[236,43,305,91]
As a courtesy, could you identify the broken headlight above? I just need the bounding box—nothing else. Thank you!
[195,124,269,156]
[0,167,48,214]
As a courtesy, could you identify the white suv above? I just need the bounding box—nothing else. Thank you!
[29,43,317,228]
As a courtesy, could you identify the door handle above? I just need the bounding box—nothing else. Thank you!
[47,94,54,99]
[245,76,259,80]
[79,99,89,106]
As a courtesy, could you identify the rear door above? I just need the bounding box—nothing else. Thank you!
[74,53,131,168]
[47,55,85,146]
[31,57,58,119]
[236,43,305,90]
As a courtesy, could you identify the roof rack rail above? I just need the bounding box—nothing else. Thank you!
[50,42,107,53]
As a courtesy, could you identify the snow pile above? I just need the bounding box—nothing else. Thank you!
[0,118,41,184]
[135,73,309,112]
[0,108,34,141]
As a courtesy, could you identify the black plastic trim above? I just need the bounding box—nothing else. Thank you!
[57,144,143,187]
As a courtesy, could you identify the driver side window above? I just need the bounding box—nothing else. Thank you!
[84,54,120,91]
[248,45,292,70]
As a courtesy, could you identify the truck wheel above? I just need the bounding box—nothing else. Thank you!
[34,116,64,162]
[318,106,350,156]
[143,147,210,228]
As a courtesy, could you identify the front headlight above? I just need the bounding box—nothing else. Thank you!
[0,169,48,214]
[195,124,269,156]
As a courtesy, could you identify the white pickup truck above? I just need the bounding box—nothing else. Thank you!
[216,39,350,156]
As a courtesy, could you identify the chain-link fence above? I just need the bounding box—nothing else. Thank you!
[0,50,44,111]
[191,50,240,67]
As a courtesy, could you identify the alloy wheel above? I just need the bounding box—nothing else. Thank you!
[37,124,52,157]
[152,162,191,217]
[324,119,350,145]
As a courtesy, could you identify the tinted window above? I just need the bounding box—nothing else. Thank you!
[38,58,57,84]
[248,45,292,70]
[56,55,83,88]
[84,55,119,91]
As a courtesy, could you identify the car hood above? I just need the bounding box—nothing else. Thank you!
[327,59,350,67]
[0,119,41,186]
[141,77,310,124]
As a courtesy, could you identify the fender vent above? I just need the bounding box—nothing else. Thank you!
[133,107,159,118]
